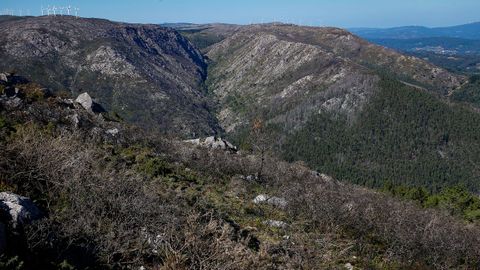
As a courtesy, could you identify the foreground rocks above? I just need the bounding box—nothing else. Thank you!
[75,92,94,112]
[0,72,9,83]
[263,220,288,229]
[75,92,105,114]
[0,192,42,229]
[253,194,287,209]
[0,192,42,254]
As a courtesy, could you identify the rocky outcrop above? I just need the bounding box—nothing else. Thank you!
[185,136,237,152]
[253,194,287,209]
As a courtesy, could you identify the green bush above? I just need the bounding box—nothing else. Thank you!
[16,83,46,102]
[384,183,480,222]
[138,157,173,177]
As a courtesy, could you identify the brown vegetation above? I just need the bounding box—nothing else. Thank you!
[0,112,479,269]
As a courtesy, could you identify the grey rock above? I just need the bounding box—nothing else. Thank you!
[253,194,287,208]
[0,192,42,229]
[253,194,269,204]
[106,128,120,136]
[263,220,287,228]
[185,136,237,152]
[75,92,94,112]
[344,263,354,270]
[241,174,259,182]
[5,97,22,108]
[70,113,80,128]
[0,73,8,83]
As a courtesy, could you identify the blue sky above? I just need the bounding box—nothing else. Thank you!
[1,0,479,28]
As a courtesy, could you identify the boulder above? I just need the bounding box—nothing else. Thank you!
[253,194,269,204]
[0,192,42,229]
[106,128,120,136]
[263,220,287,229]
[75,92,106,114]
[185,136,237,152]
[253,194,287,208]
[0,73,8,83]
[75,92,94,111]
[241,174,259,182]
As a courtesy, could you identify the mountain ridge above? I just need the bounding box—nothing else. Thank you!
[0,15,220,137]
[350,21,480,40]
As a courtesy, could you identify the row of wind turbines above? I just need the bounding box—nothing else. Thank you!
[41,5,80,17]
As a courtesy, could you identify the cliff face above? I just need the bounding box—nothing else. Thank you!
[0,16,220,137]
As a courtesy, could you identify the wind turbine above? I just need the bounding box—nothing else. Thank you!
[66,5,72,16]
[52,5,57,16]
[74,7,80,18]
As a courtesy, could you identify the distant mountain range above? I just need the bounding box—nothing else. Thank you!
[351,22,480,73]
[369,37,480,55]
[350,22,480,40]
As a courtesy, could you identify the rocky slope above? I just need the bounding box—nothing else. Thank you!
[0,15,220,137]
[206,23,465,133]
[205,24,480,191]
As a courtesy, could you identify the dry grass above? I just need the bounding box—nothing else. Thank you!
[1,122,479,269]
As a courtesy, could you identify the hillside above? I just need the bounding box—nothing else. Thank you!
[204,24,480,192]
[1,73,480,269]
[0,15,220,137]
[2,17,479,193]
[166,23,242,50]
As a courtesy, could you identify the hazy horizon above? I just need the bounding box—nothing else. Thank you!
[1,0,480,28]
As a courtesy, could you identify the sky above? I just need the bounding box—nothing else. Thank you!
[1,0,480,28]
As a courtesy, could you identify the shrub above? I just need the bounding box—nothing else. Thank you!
[16,83,46,102]
[137,157,173,177]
